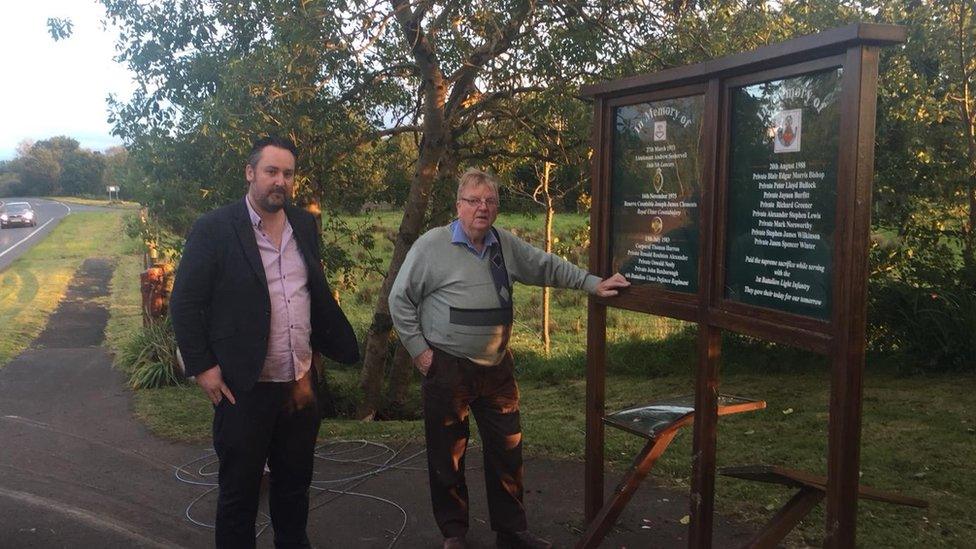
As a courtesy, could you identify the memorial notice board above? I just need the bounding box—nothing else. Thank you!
[724,68,842,321]
[581,24,906,548]
[611,93,704,295]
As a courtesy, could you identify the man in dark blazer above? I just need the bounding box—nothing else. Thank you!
[170,135,359,548]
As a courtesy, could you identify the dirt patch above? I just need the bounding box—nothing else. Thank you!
[31,257,114,349]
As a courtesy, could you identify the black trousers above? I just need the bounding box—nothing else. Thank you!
[212,371,320,549]
[422,347,527,538]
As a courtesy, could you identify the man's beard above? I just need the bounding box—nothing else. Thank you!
[259,187,289,212]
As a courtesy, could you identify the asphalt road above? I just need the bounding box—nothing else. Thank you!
[0,197,114,272]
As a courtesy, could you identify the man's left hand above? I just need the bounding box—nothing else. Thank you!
[595,272,630,297]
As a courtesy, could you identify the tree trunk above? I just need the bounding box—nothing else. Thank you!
[358,0,531,418]
[356,135,445,419]
[955,1,976,282]
[357,1,450,418]
[383,151,461,411]
[384,342,415,418]
[428,147,462,228]
[541,160,553,356]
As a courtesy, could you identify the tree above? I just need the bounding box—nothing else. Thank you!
[15,148,62,195]
[12,136,85,196]
[94,0,662,418]
[346,0,683,418]
[102,146,134,199]
[61,149,107,196]
[98,0,404,288]
[854,0,976,369]
[489,97,592,355]
[882,0,976,282]
[8,136,112,198]
[0,160,22,197]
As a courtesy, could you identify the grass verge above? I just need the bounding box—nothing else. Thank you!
[0,211,133,367]
[103,233,145,353]
[48,195,141,209]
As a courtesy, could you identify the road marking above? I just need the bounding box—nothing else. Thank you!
[0,486,180,549]
[0,201,70,259]
[0,218,57,259]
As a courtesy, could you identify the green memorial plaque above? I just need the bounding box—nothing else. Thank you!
[724,68,843,320]
[610,95,704,293]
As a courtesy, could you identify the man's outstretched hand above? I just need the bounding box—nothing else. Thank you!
[196,365,236,405]
[595,272,630,297]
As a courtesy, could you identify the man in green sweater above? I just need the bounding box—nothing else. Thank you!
[389,168,629,549]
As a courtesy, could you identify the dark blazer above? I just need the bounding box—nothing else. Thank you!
[170,199,360,393]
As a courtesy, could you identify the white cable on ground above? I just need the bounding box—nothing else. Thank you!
[174,439,438,548]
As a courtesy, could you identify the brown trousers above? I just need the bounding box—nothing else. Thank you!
[422,347,527,538]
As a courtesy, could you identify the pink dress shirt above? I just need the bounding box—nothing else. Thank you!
[245,197,314,382]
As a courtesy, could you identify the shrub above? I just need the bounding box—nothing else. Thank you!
[868,280,976,372]
[867,227,976,373]
[116,317,184,388]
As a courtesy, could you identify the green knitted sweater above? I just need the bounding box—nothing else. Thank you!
[389,223,600,366]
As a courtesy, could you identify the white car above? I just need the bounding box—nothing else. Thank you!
[0,202,37,228]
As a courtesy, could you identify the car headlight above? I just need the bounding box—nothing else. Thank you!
[0,214,7,221]
[24,212,34,220]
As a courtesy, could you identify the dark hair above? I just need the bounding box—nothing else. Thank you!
[247,135,298,168]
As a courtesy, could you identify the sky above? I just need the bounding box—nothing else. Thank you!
[0,1,136,161]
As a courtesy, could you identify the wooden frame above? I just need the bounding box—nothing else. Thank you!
[578,395,766,549]
[718,465,927,549]
[581,23,906,548]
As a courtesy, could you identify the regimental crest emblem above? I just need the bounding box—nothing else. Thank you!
[654,120,667,141]
[773,109,802,153]
[652,167,664,193]
[650,216,663,235]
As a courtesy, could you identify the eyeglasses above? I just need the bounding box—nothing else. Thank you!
[459,197,499,208]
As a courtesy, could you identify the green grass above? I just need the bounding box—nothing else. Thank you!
[48,195,141,209]
[119,210,973,547]
[0,211,133,367]
[104,233,146,354]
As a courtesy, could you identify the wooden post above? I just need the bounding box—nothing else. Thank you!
[825,44,881,548]
[585,301,607,521]
[584,96,610,520]
[689,75,723,549]
[688,324,721,548]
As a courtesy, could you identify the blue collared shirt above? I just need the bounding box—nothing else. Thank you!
[450,219,498,259]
